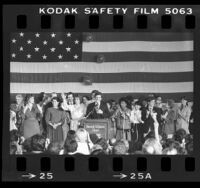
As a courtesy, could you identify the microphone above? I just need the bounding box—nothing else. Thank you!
[85,103,97,119]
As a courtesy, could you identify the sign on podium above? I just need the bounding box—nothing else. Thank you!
[80,119,113,139]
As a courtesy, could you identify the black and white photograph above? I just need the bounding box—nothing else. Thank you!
[9,31,194,155]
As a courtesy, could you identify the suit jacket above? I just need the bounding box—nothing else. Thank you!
[141,107,155,134]
[86,101,110,119]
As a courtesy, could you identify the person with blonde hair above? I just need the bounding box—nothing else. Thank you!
[75,128,93,155]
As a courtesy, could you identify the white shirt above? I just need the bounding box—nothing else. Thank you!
[130,109,142,124]
[76,142,93,155]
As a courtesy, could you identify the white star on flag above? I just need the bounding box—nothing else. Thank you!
[35,33,40,37]
[43,40,48,45]
[11,53,16,58]
[66,33,71,37]
[59,40,64,45]
[27,54,31,59]
[50,47,56,52]
[58,54,63,59]
[66,47,71,52]
[19,32,24,37]
[42,54,47,59]
[51,33,56,38]
[74,40,79,44]
[34,47,40,52]
[27,40,32,44]
[74,54,78,59]
[12,39,16,43]
[19,46,24,51]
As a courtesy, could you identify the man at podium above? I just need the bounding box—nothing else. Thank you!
[85,92,110,119]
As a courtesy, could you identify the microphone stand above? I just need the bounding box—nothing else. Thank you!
[85,104,98,119]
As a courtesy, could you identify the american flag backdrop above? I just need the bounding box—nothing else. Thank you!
[10,32,193,101]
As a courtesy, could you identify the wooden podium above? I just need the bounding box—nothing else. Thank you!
[80,119,113,139]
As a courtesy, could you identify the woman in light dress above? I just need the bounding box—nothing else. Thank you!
[70,95,86,131]
[61,94,86,131]
[176,97,191,134]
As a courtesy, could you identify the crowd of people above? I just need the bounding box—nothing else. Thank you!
[10,90,194,155]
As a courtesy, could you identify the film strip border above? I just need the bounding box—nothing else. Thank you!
[5,155,197,181]
[16,156,195,172]
[16,14,195,29]
[3,5,200,181]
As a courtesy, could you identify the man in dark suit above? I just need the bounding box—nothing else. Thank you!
[86,92,110,119]
[141,97,157,136]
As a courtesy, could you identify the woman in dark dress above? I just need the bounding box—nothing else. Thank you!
[21,95,42,139]
[45,97,67,144]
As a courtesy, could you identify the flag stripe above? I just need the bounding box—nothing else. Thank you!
[11,72,193,83]
[10,82,193,94]
[10,61,193,73]
[83,32,193,42]
[82,52,193,62]
[10,32,194,99]
[83,41,193,52]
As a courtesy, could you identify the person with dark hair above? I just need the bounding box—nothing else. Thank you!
[88,90,99,104]
[86,92,110,119]
[185,134,193,155]
[36,93,53,137]
[154,96,164,135]
[22,137,32,153]
[64,140,78,155]
[67,92,74,105]
[36,92,46,104]
[10,129,23,154]
[95,137,109,153]
[10,144,17,155]
[20,94,42,139]
[141,97,157,137]
[112,140,128,155]
[30,134,46,153]
[112,97,132,141]
[10,94,24,129]
[163,99,178,138]
[128,141,143,154]
[130,100,144,143]
[82,95,90,108]
[91,147,107,155]
[10,129,19,143]
[45,97,68,143]
[189,103,194,135]
[46,142,63,155]
[124,95,133,110]
[176,97,191,134]
[61,92,74,112]
[173,128,187,147]
[107,99,118,116]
